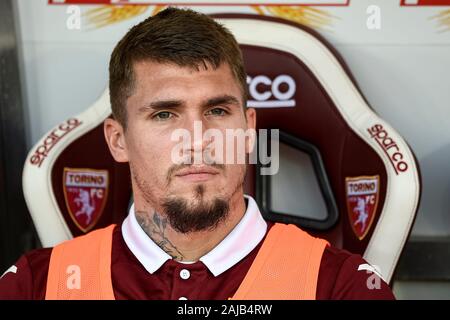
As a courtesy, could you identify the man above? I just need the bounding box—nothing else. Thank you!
[0,8,394,300]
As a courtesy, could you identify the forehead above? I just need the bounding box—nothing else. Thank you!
[132,60,241,97]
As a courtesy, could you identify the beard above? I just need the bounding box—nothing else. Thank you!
[162,184,230,234]
[132,161,246,234]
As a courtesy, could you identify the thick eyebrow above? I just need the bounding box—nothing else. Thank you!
[138,94,241,114]
[203,95,241,109]
[138,100,184,113]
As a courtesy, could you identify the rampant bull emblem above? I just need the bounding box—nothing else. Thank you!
[353,197,369,233]
[74,189,95,224]
[63,168,109,232]
[345,176,380,240]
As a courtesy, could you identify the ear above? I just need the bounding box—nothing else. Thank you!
[104,118,129,163]
[245,107,257,154]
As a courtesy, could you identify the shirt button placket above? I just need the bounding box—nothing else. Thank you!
[172,268,192,300]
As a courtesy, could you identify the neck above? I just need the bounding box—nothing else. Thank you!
[134,192,247,262]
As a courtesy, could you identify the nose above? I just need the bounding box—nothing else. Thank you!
[183,113,213,164]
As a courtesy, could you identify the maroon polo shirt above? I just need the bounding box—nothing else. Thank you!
[0,223,394,300]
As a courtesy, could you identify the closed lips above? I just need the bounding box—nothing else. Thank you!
[175,167,219,176]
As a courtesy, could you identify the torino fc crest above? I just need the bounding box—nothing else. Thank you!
[63,168,109,232]
[345,176,380,240]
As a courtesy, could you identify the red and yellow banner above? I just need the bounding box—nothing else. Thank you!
[49,0,349,6]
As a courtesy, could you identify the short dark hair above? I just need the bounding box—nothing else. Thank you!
[109,7,247,128]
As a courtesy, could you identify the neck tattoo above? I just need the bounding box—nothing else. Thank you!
[135,210,185,261]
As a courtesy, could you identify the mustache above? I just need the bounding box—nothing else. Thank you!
[166,163,225,184]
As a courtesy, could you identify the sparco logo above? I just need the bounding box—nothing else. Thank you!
[247,75,296,108]
[30,118,82,167]
[368,124,408,175]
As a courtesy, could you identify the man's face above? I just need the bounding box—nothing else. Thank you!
[106,60,256,232]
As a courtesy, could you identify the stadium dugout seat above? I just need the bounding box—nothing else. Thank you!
[22,14,421,284]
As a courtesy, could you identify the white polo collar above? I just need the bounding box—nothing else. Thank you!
[121,195,267,277]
